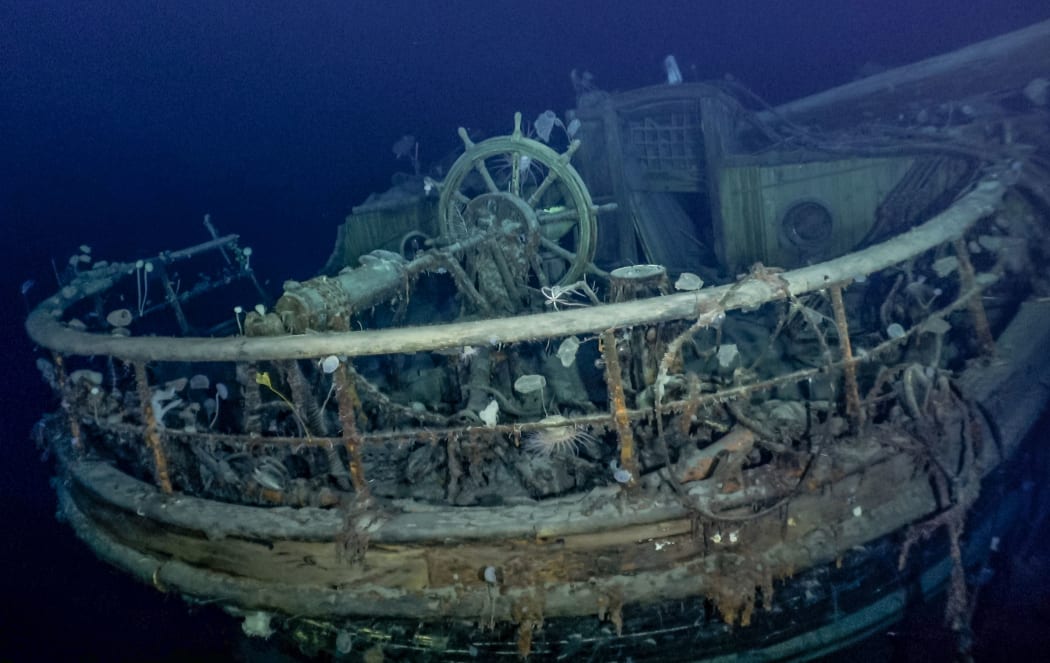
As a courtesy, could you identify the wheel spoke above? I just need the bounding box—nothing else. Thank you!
[536,207,582,225]
[510,151,521,197]
[473,160,499,193]
[528,251,551,288]
[539,236,578,263]
[526,170,561,207]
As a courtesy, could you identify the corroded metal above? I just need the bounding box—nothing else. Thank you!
[953,237,996,355]
[829,283,864,430]
[334,362,370,498]
[601,329,639,487]
[133,362,173,493]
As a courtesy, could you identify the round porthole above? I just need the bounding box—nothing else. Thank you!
[780,200,834,254]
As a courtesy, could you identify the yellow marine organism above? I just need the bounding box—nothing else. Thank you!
[255,371,311,440]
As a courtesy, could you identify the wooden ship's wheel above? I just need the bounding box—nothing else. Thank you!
[437,112,600,287]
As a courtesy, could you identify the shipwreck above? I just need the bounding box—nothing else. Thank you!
[25,20,1050,661]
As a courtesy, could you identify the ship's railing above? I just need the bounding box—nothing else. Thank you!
[27,176,1014,507]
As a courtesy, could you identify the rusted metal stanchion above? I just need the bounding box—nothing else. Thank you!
[829,284,864,431]
[952,238,995,355]
[333,362,371,498]
[203,213,269,305]
[236,362,263,435]
[133,362,173,493]
[601,329,639,487]
[155,262,190,335]
[52,352,82,455]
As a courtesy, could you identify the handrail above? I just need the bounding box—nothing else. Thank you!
[25,178,1005,363]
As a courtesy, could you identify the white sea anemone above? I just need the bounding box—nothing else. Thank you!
[240,611,274,639]
[320,355,340,374]
[524,415,598,458]
[478,400,499,427]
[458,345,479,364]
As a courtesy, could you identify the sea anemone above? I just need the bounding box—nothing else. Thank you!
[524,415,599,458]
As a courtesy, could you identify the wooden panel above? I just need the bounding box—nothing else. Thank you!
[626,190,705,273]
[332,198,439,269]
[701,96,737,267]
[78,487,431,590]
[719,157,914,272]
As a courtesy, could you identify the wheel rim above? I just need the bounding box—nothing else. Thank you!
[438,112,598,286]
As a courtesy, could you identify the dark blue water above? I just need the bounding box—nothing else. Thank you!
[4,2,1050,660]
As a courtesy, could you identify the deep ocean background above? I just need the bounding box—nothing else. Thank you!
[3,1,1050,661]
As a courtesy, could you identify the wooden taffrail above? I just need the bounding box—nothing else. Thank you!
[27,178,1006,362]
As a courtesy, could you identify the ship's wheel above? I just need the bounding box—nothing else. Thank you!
[438,112,599,287]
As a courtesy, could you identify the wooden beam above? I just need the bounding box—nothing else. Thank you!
[769,20,1050,128]
[26,179,1005,363]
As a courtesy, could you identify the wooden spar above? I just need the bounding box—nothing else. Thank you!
[25,179,1005,363]
[767,20,1050,129]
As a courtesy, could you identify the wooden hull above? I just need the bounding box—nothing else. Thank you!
[52,301,1050,658]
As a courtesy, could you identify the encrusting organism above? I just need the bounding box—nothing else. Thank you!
[523,415,598,458]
